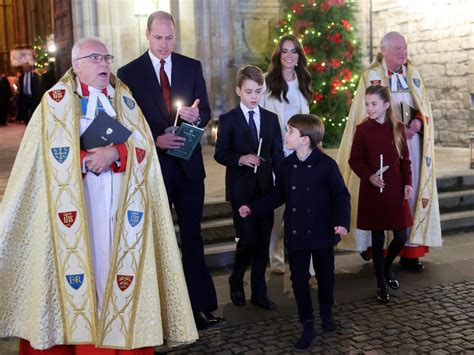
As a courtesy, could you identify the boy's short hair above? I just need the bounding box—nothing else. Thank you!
[287,114,325,149]
[236,65,264,88]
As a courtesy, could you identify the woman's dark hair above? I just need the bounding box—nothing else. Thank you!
[266,35,313,103]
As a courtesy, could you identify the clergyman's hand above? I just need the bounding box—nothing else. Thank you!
[85,145,119,173]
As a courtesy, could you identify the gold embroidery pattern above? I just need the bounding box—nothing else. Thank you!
[42,78,97,344]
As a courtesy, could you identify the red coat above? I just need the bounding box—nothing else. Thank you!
[349,119,413,230]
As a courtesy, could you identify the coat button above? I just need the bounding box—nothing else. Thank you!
[292,230,297,235]
[292,186,296,190]
[292,208,296,212]
[293,164,298,168]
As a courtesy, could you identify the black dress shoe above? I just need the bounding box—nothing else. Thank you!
[229,277,245,307]
[204,312,225,326]
[376,288,390,303]
[384,269,400,290]
[250,295,277,310]
[295,320,317,351]
[194,311,225,330]
[399,257,424,272]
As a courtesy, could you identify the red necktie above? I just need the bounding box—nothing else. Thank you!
[159,59,171,115]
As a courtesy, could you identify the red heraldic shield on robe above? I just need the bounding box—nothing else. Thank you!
[0,69,198,351]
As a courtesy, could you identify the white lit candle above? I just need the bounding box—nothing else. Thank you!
[254,138,263,173]
[380,154,383,193]
[173,101,182,127]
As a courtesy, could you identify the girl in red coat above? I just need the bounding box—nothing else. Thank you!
[349,85,413,303]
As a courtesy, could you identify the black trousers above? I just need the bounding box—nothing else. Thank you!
[0,106,8,125]
[287,247,335,323]
[230,188,273,298]
[371,229,408,289]
[165,161,217,313]
[17,95,34,124]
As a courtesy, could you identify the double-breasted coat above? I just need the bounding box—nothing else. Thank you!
[250,149,350,251]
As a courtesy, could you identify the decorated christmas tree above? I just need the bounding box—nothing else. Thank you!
[33,36,49,74]
[275,0,362,146]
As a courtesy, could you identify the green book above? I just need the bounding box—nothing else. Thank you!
[166,122,205,160]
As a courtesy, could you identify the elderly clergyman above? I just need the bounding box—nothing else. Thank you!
[0,37,198,354]
[337,31,442,274]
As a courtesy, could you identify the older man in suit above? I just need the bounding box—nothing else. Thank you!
[117,10,223,331]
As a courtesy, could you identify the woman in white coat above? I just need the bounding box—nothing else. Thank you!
[260,34,313,273]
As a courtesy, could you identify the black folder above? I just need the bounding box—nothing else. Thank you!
[80,111,132,150]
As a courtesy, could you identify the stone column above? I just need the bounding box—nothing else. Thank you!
[71,0,98,39]
[194,0,280,118]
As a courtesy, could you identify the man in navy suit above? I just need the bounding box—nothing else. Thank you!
[117,10,223,330]
[17,63,40,124]
[215,65,284,310]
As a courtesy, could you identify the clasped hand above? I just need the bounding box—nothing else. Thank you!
[405,119,421,140]
[84,144,119,174]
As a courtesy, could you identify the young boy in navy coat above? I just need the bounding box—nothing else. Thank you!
[240,114,350,350]
[215,65,284,310]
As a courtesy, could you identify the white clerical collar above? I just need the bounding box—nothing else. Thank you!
[85,86,116,119]
[76,78,116,119]
[382,58,409,91]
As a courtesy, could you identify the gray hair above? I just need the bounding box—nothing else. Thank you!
[380,31,405,49]
[71,37,108,61]
[146,11,175,31]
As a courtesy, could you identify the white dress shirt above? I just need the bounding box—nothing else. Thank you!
[148,50,172,86]
[240,103,261,138]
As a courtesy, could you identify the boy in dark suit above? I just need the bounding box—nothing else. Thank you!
[239,114,350,350]
[215,65,284,310]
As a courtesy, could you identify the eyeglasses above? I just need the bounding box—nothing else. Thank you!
[74,53,114,64]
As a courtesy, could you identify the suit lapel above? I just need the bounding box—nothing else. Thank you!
[141,53,171,123]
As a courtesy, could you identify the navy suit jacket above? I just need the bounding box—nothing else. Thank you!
[214,105,284,203]
[250,149,351,251]
[117,51,211,183]
[18,71,40,106]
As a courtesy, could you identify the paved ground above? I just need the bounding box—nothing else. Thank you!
[166,280,474,354]
[1,123,474,353]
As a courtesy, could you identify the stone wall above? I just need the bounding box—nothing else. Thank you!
[357,0,474,147]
